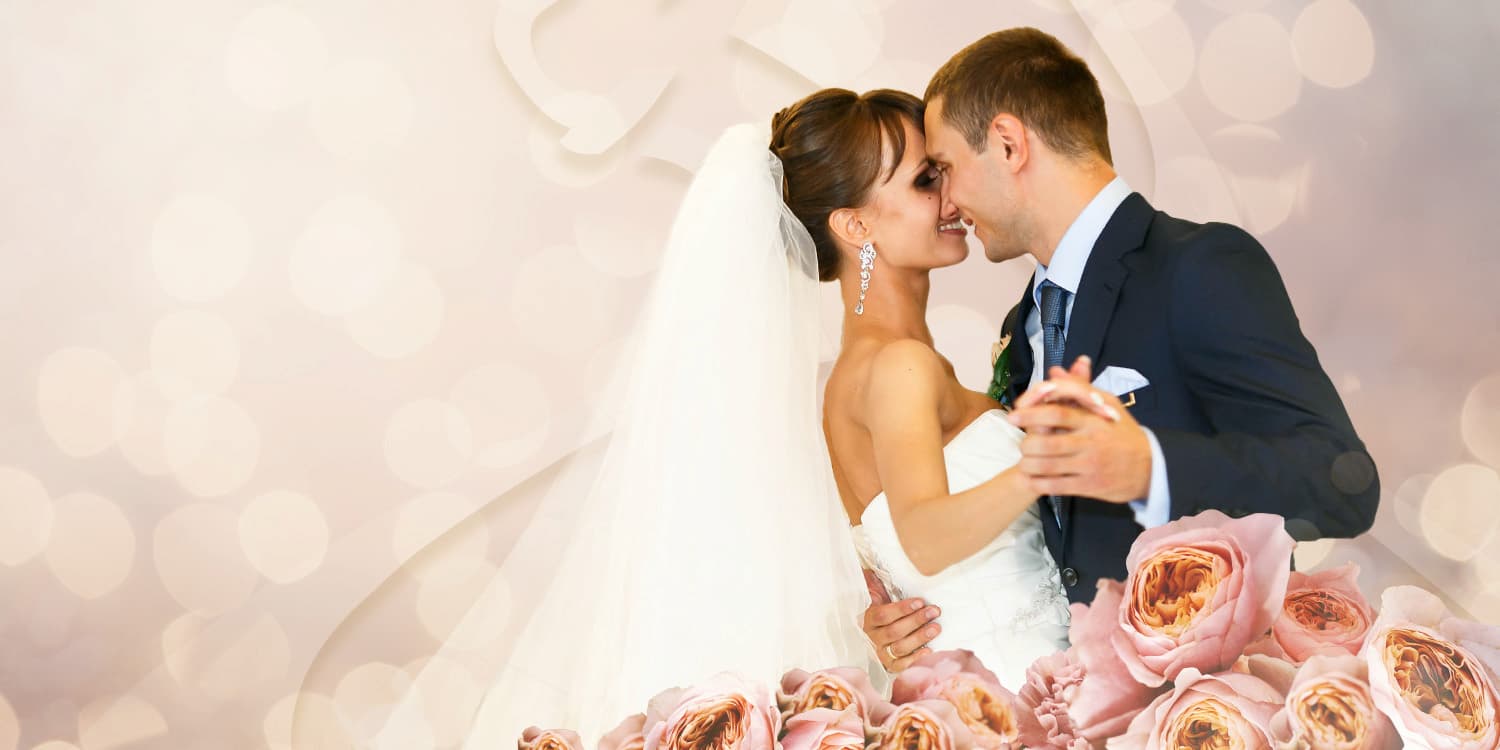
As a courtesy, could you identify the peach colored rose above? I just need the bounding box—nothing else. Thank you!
[871,700,976,750]
[1365,586,1499,750]
[1268,654,1399,750]
[778,667,893,726]
[521,727,586,750]
[891,650,1003,704]
[1243,631,1293,662]
[1229,653,1298,695]
[1439,617,1500,686]
[891,650,1018,748]
[642,674,780,750]
[1110,667,1284,750]
[1272,564,1376,664]
[1113,510,1295,687]
[1016,582,1166,749]
[780,707,866,750]
[600,714,648,750]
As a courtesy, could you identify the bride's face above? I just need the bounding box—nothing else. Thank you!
[859,119,969,272]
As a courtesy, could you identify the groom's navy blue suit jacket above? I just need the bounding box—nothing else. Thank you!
[1000,193,1380,604]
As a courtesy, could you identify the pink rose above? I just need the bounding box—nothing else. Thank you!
[891,650,1002,703]
[890,650,1019,748]
[599,715,647,750]
[1440,617,1500,685]
[520,727,586,750]
[1365,586,1500,750]
[871,701,977,750]
[1269,654,1400,750]
[1015,582,1166,749]
[642,674,780,750]
[1110,668,1284,750]
[778,667,893,726]
[1242,631,1293,662]
[1113,510,1295,686]
[1272,564,1376,663]
[1235,653,1299,696]
[780,707,865,750]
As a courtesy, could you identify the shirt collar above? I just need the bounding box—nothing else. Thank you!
[1032,176,1132,305]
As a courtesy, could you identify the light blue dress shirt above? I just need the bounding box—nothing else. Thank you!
[1022,177,1171,528]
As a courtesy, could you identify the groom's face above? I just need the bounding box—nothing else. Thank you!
[924,99,1023,263]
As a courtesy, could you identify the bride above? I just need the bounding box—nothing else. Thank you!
[371,88,1102,748]
[774,89,1077,687]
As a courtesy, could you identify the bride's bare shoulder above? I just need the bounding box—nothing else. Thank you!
[824,337,942,426]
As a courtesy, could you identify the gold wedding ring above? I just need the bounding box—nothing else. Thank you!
[884,644,899,661]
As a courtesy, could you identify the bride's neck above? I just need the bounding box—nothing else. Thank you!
[837,265,933,343]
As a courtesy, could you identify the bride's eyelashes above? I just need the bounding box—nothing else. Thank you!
[915,165,942,191]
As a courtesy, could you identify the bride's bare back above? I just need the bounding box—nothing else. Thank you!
[823,334,1000,526]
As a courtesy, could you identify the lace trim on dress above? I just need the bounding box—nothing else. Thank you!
[1008,566,1071,634]
[849,525,906,602]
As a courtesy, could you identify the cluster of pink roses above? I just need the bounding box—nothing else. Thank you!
[520,654,1024,750]
[519,510,1500,750]
[1021,510,1500,748]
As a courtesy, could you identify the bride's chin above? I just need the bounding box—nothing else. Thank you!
[932,248,970,269]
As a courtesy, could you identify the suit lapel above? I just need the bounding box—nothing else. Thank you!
[1062,193,1154,368]
[1005,277,1036,401]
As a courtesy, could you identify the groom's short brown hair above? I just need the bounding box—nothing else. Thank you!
[925,28,1111,164]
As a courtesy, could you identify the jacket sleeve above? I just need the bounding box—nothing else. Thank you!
[1150,224,1379,540]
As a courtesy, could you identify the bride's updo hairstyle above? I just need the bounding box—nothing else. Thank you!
[769,88,924,282]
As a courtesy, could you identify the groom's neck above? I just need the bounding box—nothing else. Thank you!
[1027,162,1117,268]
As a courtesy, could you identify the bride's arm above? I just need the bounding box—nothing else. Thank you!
[864,340,1036,577]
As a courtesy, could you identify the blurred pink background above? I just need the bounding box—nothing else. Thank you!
[2,1,1498,747]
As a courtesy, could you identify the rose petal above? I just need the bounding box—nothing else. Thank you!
[599,714,648,750]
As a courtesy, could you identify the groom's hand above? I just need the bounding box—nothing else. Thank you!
[1009,364,1152,503]
[862,597,941,672]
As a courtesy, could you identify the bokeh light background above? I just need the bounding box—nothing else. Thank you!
[2,0,1498,747]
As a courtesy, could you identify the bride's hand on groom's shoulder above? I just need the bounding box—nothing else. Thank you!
[1008,359,1153,504]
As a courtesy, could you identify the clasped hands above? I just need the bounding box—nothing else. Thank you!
[1007,355,1154,504]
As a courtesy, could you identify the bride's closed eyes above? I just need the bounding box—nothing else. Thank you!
[915,165,942,191]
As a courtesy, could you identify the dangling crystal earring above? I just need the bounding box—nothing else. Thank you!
[855,241,877,316]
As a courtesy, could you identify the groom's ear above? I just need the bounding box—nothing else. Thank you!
[988,114,1029,171]
[827,207,869,249]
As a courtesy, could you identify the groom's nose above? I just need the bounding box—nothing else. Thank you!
[936,176,960,219]
[939,182,960,221]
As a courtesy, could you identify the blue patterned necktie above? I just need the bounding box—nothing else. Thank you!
[1040,280,1069,371]
[1039,280,1070,528]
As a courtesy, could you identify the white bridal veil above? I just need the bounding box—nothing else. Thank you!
[335,123,881,749]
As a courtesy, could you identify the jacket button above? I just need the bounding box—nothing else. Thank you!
[1061,567,1079,587]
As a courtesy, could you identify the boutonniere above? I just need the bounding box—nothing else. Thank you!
[987,332,1015,406]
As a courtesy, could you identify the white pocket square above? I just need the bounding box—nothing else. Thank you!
[1093,366,1149,396]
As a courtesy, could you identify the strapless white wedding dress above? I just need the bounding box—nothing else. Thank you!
[851,409,1072,690]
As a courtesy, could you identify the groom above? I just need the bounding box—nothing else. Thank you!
[863,27,1379,671]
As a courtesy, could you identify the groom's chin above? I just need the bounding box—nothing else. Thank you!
[982,244,1019,264]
